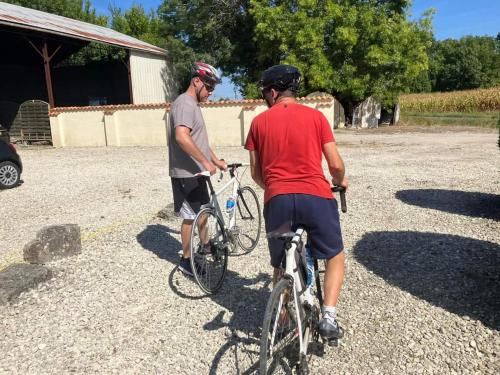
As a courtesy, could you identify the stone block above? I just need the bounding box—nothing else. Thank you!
[0,264,52,305]
[23,224,81,264]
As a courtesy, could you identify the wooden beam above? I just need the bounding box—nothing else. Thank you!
[41,41,55,108]
[127,50,134,104]
[26,38,61,108]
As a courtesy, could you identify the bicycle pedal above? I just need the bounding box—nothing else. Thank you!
[229,226,240,236]
[327,338,339,347]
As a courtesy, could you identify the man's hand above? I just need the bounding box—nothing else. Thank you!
[333,176,349,190]
[213,158,228,172]
[202,160,217,175]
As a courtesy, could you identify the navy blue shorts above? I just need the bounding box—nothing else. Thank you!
[264,194,344,268]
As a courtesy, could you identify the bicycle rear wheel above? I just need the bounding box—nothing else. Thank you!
[190,208,228,294]
[235,186,261,253]
[259,278,307,374]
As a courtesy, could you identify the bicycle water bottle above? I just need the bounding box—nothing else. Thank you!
[226,196,235,213]
[304,245,315,305]
[305,245,315,289]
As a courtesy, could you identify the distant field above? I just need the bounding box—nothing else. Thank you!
[399,87,500,113]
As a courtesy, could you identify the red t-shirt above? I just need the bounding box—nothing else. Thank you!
[245,101,335,203]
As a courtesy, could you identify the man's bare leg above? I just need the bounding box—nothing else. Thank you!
[323,251,345,307]
[319,250,345,339]
[181,219,194,258]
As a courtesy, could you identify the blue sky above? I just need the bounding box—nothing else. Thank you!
[92,0,499,99]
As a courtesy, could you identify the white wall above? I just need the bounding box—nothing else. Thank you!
[49,97,338,147]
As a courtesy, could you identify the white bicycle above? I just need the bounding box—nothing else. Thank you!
[259,187,347,374]
[190,163,262,293]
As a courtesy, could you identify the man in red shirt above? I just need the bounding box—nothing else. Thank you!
[245,65,348,339]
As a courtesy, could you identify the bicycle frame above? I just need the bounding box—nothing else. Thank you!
[202,164,248,230]
[282,227,309,356]
[208,174,240,229]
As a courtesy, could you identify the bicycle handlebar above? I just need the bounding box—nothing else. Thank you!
[332,186,347,213]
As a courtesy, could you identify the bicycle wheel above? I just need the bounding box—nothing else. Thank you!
[190,208,228,294]
[235,186,261,253]
[259,278,307,374]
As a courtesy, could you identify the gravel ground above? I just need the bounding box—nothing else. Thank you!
[1,125,499,374]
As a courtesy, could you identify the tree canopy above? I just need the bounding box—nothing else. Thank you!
[4,0,499,108]
[156,0,433,110]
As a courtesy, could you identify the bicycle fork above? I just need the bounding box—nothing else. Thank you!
[284,228,308,357]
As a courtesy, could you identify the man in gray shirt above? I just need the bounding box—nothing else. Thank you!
[168,62,227,276]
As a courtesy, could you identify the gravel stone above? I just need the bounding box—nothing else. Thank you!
[0,125,499,374]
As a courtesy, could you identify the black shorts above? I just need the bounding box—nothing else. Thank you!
[171,177,210,219]
[264,194,344,268]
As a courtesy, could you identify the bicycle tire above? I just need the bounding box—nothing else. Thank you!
[190,208,228,294]
[259,278,305,374]
[234,186,262,253]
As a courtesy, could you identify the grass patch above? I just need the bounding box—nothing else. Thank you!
[401,111,499,128]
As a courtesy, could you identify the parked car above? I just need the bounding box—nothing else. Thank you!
[0,130,23,189]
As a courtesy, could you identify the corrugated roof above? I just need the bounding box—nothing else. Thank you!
[0,2,166,55]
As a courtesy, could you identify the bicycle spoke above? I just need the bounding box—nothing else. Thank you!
[190,208,228,293]
[234,186,262,254]
[260,279,303,374]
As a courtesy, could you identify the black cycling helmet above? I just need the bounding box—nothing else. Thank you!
[191,61,222,86]
[260,64,301,92]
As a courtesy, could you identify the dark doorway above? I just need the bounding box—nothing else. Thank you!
[0,26,131,108]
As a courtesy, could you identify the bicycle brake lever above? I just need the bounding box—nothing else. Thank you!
[218,170,223,182]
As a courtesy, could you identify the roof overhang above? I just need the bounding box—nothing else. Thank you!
[0,2,166,56]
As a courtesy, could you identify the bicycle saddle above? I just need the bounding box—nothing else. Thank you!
[267,231,296,240]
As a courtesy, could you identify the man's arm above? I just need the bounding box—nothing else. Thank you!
[249,150,265,189]
[175,126,216,175]
[322,142,348,188]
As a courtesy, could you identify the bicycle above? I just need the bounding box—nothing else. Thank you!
[189,163,262,294]
[259,186,347,374]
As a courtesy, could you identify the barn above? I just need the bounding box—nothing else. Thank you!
[0,1,175,143]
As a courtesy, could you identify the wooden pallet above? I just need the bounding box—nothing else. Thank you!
[9,100,51,143]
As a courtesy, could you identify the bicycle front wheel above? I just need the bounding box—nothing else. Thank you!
[190,208,228,294]
[235,186,261,253]
[260,278,306,374]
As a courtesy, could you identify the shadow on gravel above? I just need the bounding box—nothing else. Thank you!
[396,189,500,220]
[353,231,500,330]
[136,224,271,374]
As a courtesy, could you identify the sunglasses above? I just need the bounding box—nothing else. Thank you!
[202,82,215,93]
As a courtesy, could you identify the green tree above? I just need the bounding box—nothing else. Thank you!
[157,0,256,91]
[249,0,433,111]
[157,1,432,110]
[109,4,163,47]
[429,36,500,92]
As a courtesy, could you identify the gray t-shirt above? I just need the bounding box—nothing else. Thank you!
[168,93,211,178]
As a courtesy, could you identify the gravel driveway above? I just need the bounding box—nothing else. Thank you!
[1,126,499,374]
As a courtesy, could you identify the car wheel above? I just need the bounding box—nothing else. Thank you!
[0,161,21,189]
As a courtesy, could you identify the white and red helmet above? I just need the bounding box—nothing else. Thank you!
[191,62,222,86]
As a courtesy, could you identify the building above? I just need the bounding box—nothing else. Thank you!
[0,1,176,142]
